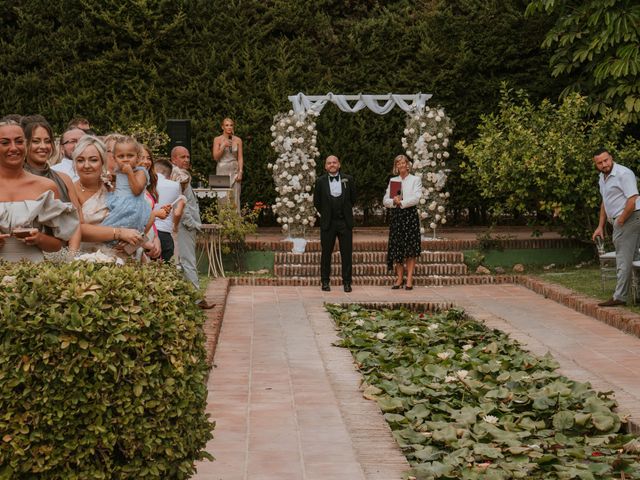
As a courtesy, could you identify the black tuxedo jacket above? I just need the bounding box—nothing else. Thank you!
[313,172,357,231]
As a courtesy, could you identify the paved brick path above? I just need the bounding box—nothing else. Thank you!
[193,284,640,480]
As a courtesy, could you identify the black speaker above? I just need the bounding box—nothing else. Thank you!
[166,119,191,156]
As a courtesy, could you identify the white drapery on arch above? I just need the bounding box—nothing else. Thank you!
[288,93,433,115]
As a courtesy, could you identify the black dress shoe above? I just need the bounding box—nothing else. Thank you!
[343,283,352,293]
[598,297,626,307]
[404,285,413,291]
[391,281,404,290]
[321,283,331,292]
[197,299,216,309]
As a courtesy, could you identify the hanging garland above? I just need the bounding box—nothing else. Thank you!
[402,107,454,238]
[268,110,319,237]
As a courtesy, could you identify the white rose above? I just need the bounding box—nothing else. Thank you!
[441,218,447,224]
[288,217,294,223]
[443,151,450,158]
[282,224,289,231]
[435,214,441,221]
[279,121,286,127]
[437,206,445,212]
[277,135,284,142]
[420,227,425,234]
[295,214,301,220]
[277,217,282,223]
[430,222,436,229]
[303,219,309,225]
[436,116,442,122]
[420,211,428,219]
[420,198,426,205]
[305,185,311,191]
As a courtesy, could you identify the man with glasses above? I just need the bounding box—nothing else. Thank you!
[51,127,84,181]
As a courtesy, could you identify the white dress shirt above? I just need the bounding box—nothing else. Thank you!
[50,157,79,182]
[383,173,422,208]
[154,173,183,233]
[328,174,342,197]
[599,163,640,220]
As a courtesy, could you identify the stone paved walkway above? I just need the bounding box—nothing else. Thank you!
[193,284,640,480]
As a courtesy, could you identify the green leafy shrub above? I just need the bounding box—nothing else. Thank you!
[329,304,640,479]
[458,88,640,239]
[0,262,213,479]
[202,201,259,271]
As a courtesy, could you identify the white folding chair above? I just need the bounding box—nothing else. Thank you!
[599,251,616,291]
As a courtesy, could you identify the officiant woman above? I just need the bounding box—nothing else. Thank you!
[383,154,422,290]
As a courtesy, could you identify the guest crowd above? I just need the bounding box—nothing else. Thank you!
[1,113,429,295]
[0,114,214,308]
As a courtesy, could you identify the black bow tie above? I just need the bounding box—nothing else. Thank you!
[330,176,339,182]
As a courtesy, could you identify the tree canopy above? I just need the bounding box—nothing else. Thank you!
[526,0,640,124]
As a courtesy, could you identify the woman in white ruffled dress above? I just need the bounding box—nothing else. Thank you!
[0,120,79,262]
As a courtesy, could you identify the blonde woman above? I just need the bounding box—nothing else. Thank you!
[212,117,243,210]
[383,155,422,290]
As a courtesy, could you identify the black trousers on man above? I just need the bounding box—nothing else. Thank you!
[157,230,174,263]
[320,218,353,285]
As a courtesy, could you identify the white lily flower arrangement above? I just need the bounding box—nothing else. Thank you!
[269,109,319,237]
[402,106,453,239]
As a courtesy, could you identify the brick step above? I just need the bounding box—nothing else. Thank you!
[275,251,464,265]
[230,274,519,286]
[274,263,467,277]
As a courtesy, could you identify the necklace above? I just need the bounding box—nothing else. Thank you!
[78,181,99,193]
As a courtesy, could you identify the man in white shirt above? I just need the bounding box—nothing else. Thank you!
[154,160,184,262]
[591,148,640,306]
[51,127,84,181]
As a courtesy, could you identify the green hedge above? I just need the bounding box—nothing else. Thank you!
[0,262,213,479]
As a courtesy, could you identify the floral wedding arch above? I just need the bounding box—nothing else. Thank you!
[268,93,453,239]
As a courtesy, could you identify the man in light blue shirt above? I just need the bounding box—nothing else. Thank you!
[592,148,640,306]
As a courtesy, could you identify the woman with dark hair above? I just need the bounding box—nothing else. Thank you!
[383,154,423,290]
[22,117,82,250]
[0,120,79,262]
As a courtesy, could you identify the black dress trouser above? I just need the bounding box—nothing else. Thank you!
[320,218,352,284]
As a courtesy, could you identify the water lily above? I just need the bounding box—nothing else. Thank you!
[355,319,365,326]
[455,370,468,380]
[437,352,451,360]
[483,415,499,424]
[376,332,386,340]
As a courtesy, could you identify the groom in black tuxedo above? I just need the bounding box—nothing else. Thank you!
[313,155,357,292]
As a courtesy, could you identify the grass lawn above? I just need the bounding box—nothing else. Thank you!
[538,265,640,314]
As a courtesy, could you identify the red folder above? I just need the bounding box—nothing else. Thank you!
[390,180,402,198]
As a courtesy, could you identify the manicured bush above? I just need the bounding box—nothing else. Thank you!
[0,261,213,479]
